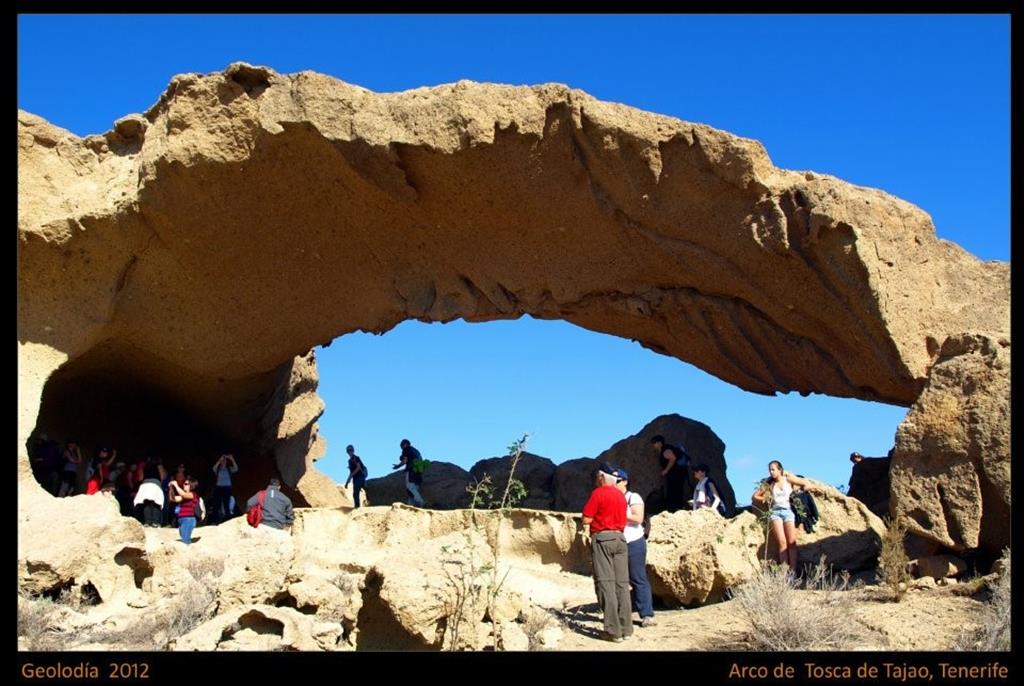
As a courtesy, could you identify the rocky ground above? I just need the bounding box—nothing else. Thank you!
[555,587,986,652]
[19,511,991,653]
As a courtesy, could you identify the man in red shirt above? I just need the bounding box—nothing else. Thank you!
[581,463,633,642]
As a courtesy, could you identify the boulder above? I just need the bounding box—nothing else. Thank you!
[912,554,967,580]
[469,452,556,509]
[646,509,762,605]
[552,457,598,512]
[891,334,1010,556]
[371,528,499,650]
[17,482,146,604]
[787,482,888,572]
[364,461,473,508]
[173,605,340,651]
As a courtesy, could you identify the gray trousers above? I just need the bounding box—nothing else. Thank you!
[591,530,633,639]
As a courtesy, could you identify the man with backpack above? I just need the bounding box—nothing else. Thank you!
[246,478,294,530]
[393,439,426,507]
[651,434,691,512]
[344,444,368,508]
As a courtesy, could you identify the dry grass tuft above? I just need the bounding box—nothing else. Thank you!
[952,548,1010,651]
[729,558,875,651]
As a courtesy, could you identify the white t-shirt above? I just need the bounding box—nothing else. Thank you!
[772,478,793,510]
[623,491,645,544]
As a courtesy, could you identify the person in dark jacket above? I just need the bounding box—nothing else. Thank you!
[247,478,294,530]
[344,445,368,508]
[651,435,690,512]
[393,439,425,507]
[790,489,820,534]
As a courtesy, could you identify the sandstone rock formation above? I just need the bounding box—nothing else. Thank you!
[18,503,601,651]
[911,554,968,580]
[891,334,1010,558]
[645,509,763,605]
[18,63,1009,558]
[17,485,147,604]
[786,482,886,571]
[174,605,343,651]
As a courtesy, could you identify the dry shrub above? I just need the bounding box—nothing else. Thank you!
[18,591,64,650]
[519,607,554,651]
[329,573,357,596]
[953,548,1010,651]
[878,516,910,602]
[186,556,225,586]
[88,578,216,649]
[730,558,872,651]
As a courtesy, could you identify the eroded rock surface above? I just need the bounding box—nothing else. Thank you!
[18,64,1009,558]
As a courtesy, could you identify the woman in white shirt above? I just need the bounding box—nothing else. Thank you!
[751,460,813,572]
[691,463,723,513]
[614,468,656,627]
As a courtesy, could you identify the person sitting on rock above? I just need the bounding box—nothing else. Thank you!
[247,478,294,531]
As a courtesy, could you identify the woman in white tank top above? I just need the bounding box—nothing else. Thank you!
[752,460,814,574]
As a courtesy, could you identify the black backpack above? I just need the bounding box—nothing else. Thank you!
[672,445,691,469]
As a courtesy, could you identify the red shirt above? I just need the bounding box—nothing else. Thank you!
[178,491,199,518]
[582,485,627,533]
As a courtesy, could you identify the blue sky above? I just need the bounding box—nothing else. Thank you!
[18,15,1009,504]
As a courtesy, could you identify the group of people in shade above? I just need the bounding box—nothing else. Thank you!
[29,433,295,544]
[582,435,816,641]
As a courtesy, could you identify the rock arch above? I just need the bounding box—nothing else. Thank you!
[18,64,1009,553]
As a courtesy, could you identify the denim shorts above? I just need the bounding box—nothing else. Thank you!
[769,506,795,523]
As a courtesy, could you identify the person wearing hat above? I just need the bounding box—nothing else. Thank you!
[246,478,294,530]
[581,463,633,642]
[343,445,368,508]
[614,468,656,627]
